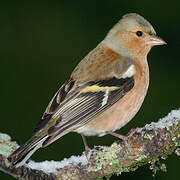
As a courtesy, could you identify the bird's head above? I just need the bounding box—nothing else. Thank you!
[104,13,166,58]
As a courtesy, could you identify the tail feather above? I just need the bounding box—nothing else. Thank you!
[8,135,48,167]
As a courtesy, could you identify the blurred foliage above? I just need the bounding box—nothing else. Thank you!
[0,1,179,179]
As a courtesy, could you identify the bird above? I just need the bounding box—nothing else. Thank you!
[8,13,166,168]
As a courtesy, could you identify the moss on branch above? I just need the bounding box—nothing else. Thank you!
[0,109,180,180]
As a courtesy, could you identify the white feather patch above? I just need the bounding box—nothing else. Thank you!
[101,90,109,107]
[122,65,135,79]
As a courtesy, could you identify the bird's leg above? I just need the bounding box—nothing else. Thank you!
[127,128,136,136]
[80,134,91,157]
[107,131,128,151]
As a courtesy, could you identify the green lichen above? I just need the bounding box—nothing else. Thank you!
[143,133,154,140]
[104,175,112,180]
[175,148,180,156]
[0,134,18,158]
[0,141,18,158]
[135,154,147,161]
[57,172,63,180]
[172,136,179,147]
[92,144,151,176]
[161,155,167,160]
[88,141,165,178]
[172,136,176,141]
[149,158,168,176]
[88,143,122,173]
[116,167,130,175]
[129,155,149,172]
[116,167,124,175]
[160,163,167,172]
[138,147,144,152]
[88,142,133,177]
[0,133,11,143]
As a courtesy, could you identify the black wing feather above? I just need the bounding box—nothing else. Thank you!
[42,76,134,146]
[32,80,75,134]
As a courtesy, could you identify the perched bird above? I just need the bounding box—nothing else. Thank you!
[8,13,166,167]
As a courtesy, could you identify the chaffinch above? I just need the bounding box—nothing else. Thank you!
[8,13,166,167]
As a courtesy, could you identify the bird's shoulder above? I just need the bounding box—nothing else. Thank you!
[71,45,135,84]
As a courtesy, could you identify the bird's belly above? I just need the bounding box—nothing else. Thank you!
[75,77,149,136]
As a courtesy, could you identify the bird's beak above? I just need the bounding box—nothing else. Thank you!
[147,35,167,46]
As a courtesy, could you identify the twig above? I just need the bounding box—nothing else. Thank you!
[0,109,180,180]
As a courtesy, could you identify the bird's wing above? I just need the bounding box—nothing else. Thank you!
[32,80,75,134]
[33,57,135,147]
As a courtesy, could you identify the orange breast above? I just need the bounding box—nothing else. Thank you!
[75,57,149,136]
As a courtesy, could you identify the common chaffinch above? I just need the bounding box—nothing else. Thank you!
[8,13,166,167]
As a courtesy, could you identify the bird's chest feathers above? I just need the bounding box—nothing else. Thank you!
[77,58,149,136]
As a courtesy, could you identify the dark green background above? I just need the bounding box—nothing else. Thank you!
[0,1,179,179]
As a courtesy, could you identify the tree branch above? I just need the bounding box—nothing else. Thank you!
[0,109,180,180]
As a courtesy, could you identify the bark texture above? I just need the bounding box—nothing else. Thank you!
[0,109,179,180]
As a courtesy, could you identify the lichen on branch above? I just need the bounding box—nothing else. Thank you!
[0,109,180,180]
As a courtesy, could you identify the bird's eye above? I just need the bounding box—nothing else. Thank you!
[136,31,143,37]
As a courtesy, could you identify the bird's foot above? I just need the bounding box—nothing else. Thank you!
[107,131,129,152]
[81,134,91,158]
